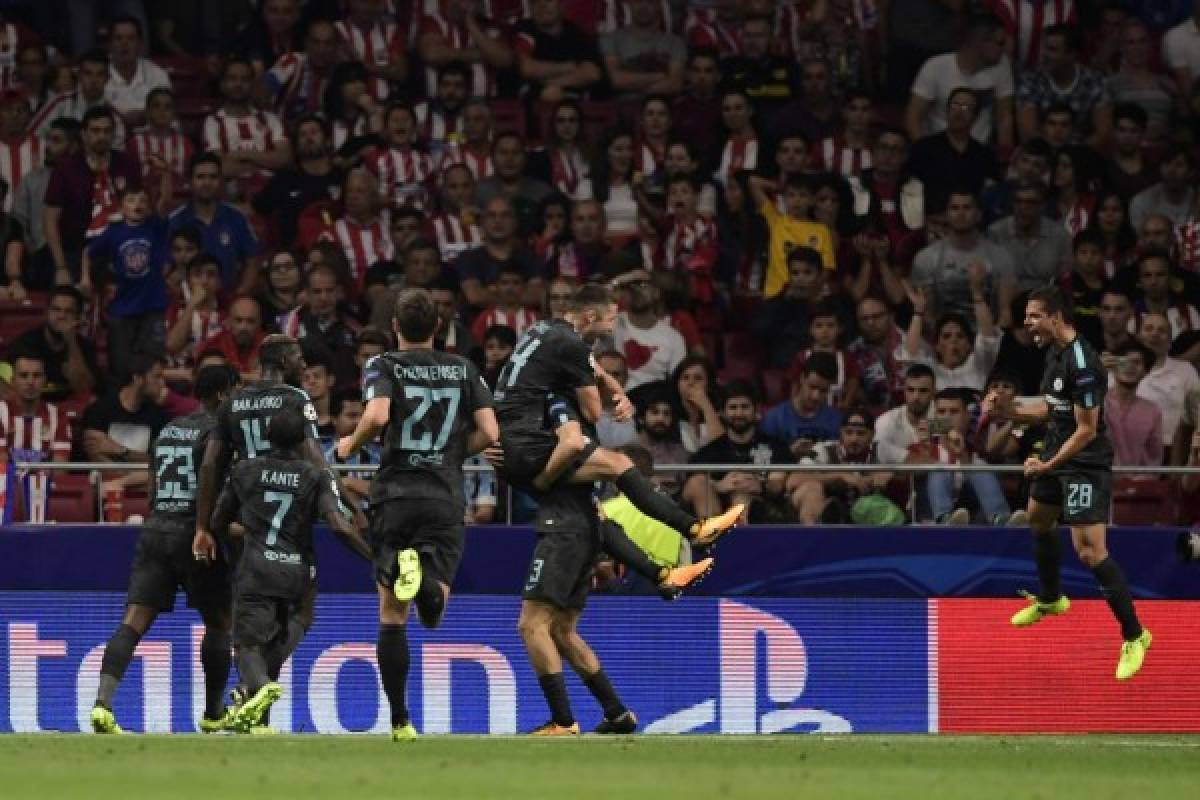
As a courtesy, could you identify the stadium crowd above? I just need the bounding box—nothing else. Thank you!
[1,0,1200,527]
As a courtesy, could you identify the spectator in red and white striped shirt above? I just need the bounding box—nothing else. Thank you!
[418,0,513,99]
[335,0,410,102]
[415,61,468,157]
[202,57,291,203]
[0,87,38,213]
[0,352,70,465]
[332,167,394,294]
[0,351,69,523]
[366,102,435,210]
[429,162,482,264]
[816,89,874,179]
[437,97,494,179]
[126,88,193,211]
[263,20,341,123]
[164,255,225,380]
[470,264,541,343]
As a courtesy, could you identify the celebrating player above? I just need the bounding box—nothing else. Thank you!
[209,409,371,731]
[335,288,498,742]
[90,365,239,734]
[492,284,738,735]
[985,286,1152,680]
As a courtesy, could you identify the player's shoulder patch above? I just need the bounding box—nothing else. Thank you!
[303,403,319,422]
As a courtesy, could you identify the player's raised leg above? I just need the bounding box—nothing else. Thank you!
[377,586,418,741]
[550,609,637,734]
[1070,521,1151,680]
[92,604,157,733]
[1011,497,1071,626]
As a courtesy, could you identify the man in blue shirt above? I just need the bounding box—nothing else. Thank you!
[760,352,843,461]
[168,152,260,295]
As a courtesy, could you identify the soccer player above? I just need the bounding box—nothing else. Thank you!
[494,284,737,735]
[335,288,499,742]
[209,409,370,731]
[192,333,361,721]
[90,365,239,734]
[494,283,742,544]
[985,286,1152,680]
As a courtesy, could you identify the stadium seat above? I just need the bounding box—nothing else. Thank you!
[762,368,789,405]
[1111,478,1178,526]
[721,330,764,371]
[491,99,526,141]
[120,488,151,523]
[0,303,44,352]
[46,474,98,524]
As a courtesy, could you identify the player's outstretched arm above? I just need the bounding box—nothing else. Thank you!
[318,475,372,562]
[985,391,1049,425]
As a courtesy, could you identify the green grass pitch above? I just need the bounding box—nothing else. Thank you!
[2,734,1199,799]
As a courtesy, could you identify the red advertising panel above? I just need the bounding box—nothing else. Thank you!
[938,599,1200,733]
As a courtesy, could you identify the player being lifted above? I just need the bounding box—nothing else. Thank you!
[209,409,371,731]
[985,286,1152,680]
[336,288,499,741]
[91,365,239,734]
[492,284,739,735]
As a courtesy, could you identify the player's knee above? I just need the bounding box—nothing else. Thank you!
[1076,544,1107,568]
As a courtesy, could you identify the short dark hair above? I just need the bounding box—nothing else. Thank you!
[9,350,45,371]
[802,351,838,383]
[1027,285,1071,319]
[393,288,440,342]
[905,363,935,383]
[934,311,974,341]
[302,344,333,373]
[841,407,873,430]
[120,352,165,388]
[145,87,174,108]
[330,387,364,418]
[110,14,144,39]
[1072,229,1105,252]
[189,151,222,177]
[219,56,255,82]
[48,286,85,315]
[187,253,223,278]
[438,60,471,84]
[48,117,82,142]
[266,409,306,450]
[1136,247,1172,271]
[1043,22,1080,52]
[81,105,116,129]
[79,48,109,68]
[259,334,301,372]
[809,300,840,323]
[947,86,978,111]
[985,366,1022,389]
[786,246,823,270]
[1113,102,1148,130]
[1112,340,1156,371]
[722,379,759,407]
[193,364,239,404]
[687,48,720,68]
[935,387,969,406]
[483,324,517,348]
[570,283,613,312]
[356,327,391,351]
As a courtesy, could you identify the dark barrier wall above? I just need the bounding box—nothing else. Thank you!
[0,524,1194,598]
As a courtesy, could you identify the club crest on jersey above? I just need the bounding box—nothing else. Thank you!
[304,403,318,422]
[219,230,232,247]
[1053,378,1064,392]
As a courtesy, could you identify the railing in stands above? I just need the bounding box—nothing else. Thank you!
[8,461,1200,526]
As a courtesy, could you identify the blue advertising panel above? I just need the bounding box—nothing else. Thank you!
[0,524,1191,599]
[0,593,932,734]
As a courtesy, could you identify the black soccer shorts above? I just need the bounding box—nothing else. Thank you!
[499,427,599,493]
[521,509,601,612]
[126,526,231,615]
[233,592,303,651]
[368,498,465,589]
[1030,467,1113,525]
